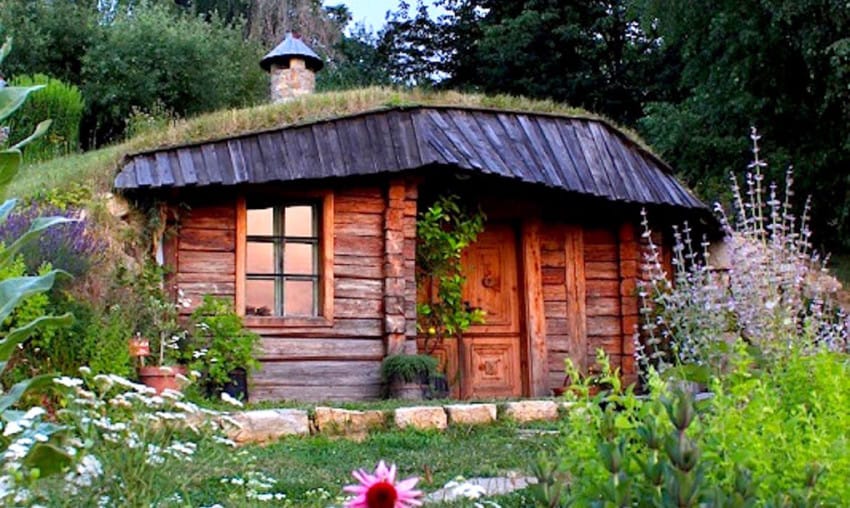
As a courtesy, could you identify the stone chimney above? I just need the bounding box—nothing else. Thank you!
[259,33,324,103]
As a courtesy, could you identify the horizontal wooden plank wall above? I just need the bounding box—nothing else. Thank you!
[175,204,237,312]
[253,186,387,401]
[540,224,570,390]
[583,227,625,374]
[173,184,417,402]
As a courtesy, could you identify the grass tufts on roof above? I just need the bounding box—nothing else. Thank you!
[11,87,655,200]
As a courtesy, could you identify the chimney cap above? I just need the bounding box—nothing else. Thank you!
[260,32,324,72]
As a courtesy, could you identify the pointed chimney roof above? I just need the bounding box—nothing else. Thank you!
[260,32,324,72]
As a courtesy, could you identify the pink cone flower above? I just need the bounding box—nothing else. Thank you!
[344,460,422,508]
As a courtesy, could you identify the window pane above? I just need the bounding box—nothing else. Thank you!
[284,242,315,275]
[246,279,275,316]
[247,242,276,274]
[284,205,315,237]
[285,279,315,316]
[247,207,274,236]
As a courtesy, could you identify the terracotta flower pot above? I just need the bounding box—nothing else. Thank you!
[138,365,188,394]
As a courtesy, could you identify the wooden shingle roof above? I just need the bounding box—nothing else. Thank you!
[114,106,705,209]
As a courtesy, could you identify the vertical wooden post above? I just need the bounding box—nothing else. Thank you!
[522,218,548,397]
[564,225,587,373]
[618,222,640,385]
[384,178,407,356]
[234,195,246,317]
[402,179,419,354]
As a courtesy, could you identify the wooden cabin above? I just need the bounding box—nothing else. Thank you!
[114,105,708,401]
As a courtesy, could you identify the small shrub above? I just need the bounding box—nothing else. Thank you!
[8,73,83,162]
[380,354,439,383]
[189,295,260,387]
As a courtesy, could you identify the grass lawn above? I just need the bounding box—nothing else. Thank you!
[46,420,560,507]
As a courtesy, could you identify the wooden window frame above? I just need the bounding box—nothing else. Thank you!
[236,191,334,328]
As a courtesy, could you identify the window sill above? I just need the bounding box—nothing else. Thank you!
[243,316,333,328]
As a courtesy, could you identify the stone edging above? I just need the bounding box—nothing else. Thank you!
[216,400,570,445]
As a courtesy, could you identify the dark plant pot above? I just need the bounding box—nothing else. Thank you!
[388,374,427,400]
[138,365,187,394]
[426,373,450,399]
[206,368,249,402]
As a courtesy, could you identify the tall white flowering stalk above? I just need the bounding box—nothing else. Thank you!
[637,129,848,377]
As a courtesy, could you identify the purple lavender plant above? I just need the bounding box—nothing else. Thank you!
[0,203,106,277]
[636,128,848,375]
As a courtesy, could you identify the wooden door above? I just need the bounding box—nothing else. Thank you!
[457,224,524,398]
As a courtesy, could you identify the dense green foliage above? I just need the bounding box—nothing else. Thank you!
[540,348,849,506]
[638,0,850,248]
[7,74,83,162]
[0,37,76,492]
[80,2,267,144]
[189,295,260,387]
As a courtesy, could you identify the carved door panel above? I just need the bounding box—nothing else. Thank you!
[458,224,523,399]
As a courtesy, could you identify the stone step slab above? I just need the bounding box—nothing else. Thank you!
[314,406,386,437]
[394,406,448,431]
[502,400,560,422]
[444,404,497,425]
[225,409,310,444]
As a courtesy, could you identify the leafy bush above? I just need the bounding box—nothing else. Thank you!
[80,2,267,143]
[32,370,230,506]
[8,74,83,162]
[189,295,260,387]
[539,351,844,506]
[0,37,78,501]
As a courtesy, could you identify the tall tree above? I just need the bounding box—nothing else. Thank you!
[245,0,343,57]
[380,0,674,123]
[637,0,850,248]
[378,1,446,86]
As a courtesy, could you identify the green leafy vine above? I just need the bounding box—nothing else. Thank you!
[416,194,486,355]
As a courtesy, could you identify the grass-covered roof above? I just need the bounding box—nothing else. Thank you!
[12,87,657,200]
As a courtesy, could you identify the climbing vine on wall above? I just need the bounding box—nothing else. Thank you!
[416,194,486,354]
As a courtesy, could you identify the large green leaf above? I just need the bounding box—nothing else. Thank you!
[0,374,54,412]
[0,272,62,326]
[0,150,22,187]
[11,119,52,150]
[0,313,73,362]
[0,85,44,123]
[23,443,73,478]
[0,216,76,270]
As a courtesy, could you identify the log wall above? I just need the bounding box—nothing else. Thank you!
[171,180,418,402]
[539,220,642,392]
[169,183,661,400]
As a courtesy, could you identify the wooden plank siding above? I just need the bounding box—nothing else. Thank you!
[172,181,420,401]
[539,221,646,392]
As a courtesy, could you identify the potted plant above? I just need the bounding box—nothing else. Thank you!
[381,354,438,400]
[188,295,260,401]
[132,283,193,394]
